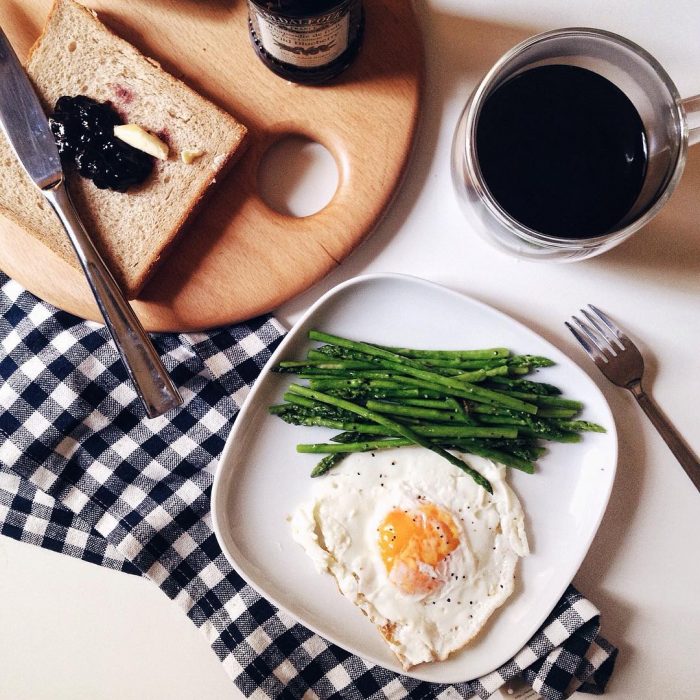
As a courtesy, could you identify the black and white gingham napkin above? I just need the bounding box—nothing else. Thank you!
[0,272,617,699]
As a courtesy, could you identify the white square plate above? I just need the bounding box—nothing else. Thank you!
[211,273,617,684]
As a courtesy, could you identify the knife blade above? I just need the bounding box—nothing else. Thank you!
[0,26,182,418]
[0,30,62,190]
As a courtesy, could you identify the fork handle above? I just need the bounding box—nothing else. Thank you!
[629,383,700,492]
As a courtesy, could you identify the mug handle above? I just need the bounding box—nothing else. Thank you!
[680,95,700,146]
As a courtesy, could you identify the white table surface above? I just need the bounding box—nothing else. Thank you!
[2,1,699,698]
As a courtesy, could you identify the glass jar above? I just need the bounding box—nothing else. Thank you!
[247,0,364,84]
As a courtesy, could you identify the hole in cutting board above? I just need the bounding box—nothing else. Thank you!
[257,136,339,217]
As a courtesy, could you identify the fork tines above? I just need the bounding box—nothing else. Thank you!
[565,305,627,362]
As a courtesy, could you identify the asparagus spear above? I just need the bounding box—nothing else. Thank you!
[314,346,534,374]
[377,375,538,413]
[365,399,474,425]
[275,360,377,372]
[331,431,392,442]
[438,442,535,473]
[299,438,412,453]
[487,375,562,395]
[483,385,584,410]
[311,453,347,477]
[287,384,493,492]
[555,420,606,433]
[302,438,535,474]
[308,345,513,381]
[376,345,510,360]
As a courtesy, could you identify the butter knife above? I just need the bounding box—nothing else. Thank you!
[0,28,182,419]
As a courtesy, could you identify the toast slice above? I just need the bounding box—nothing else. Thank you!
[0,0,247,298]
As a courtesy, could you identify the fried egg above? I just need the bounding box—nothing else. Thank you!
[290,448,529,669]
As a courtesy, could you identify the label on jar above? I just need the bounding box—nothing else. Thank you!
[252,5,350,69]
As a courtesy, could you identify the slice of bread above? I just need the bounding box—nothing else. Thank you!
[0,0,247,298]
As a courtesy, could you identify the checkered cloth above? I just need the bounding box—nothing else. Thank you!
[0,272,617,699]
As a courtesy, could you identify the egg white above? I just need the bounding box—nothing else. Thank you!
[290,448,529,669]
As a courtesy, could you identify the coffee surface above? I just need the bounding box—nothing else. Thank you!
[476,64,648,239]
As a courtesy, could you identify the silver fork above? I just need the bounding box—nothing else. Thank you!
[566,305,700,492]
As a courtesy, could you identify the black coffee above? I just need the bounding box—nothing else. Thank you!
[475,64,648,239]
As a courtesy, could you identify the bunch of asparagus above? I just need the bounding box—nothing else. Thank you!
[268,330,605,493]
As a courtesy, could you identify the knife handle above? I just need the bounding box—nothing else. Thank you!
[43,181,183,419]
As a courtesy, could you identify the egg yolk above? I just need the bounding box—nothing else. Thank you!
[377,502,460,595]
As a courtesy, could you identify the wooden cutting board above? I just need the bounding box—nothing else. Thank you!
[0,0,422,331]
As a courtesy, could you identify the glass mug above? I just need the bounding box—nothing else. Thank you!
[451,28,700,261]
